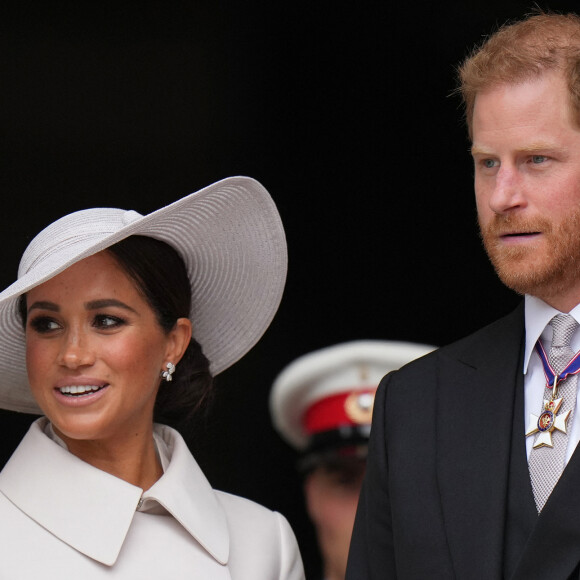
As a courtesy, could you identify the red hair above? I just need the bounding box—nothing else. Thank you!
[458,12,580,138]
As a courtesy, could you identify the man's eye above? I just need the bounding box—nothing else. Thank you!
[94,315,125,329]
[483,159,498,169]
[531,155,548,164]
[29,317,61,333]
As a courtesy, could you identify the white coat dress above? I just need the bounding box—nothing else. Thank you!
[0,418,305,579]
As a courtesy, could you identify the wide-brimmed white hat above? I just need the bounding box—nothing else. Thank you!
[0,176,287,414]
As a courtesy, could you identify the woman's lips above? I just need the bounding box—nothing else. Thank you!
[58,384,105,396]
[53,382,110,406]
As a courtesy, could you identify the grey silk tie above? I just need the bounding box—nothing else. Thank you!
[529,313,579,512]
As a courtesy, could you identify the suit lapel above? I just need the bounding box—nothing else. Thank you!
[502,364,538,579]
[436,305,525,579]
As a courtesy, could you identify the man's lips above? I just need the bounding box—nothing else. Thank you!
[498,231,541,241]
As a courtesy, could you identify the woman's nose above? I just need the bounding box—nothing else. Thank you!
[57,331,95,369]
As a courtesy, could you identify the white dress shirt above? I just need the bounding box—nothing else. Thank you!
[524,295,580,463]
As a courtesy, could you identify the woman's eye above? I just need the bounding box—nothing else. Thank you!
[93,314,125,329]
[29,316,61,334]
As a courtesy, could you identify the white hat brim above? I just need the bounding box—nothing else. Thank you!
[0,176,287,414]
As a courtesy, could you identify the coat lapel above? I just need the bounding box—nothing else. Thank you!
[0,419,141,565]
[436,305,525,579]
[0,419,231,568]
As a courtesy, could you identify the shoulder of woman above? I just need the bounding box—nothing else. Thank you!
[214,490,305,579]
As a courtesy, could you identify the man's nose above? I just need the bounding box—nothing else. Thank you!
[488,165,527,214]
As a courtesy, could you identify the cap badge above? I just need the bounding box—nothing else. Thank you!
[344,391,375,425]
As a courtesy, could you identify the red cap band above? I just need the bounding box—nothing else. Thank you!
[303,388,376,435]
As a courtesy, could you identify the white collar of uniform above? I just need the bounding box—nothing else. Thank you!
[0,418,229,566]
[523,295,580,374]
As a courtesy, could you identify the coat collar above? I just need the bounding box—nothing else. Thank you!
[0,419,229,566]
[436,304,526,579]
[145,424,229,564]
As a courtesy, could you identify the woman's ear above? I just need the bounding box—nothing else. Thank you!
[165,317,192,365]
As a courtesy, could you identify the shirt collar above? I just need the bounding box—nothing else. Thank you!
[0,418,229,566]
[523,295,580,374]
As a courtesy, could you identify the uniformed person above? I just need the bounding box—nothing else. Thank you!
[270,340,435,580]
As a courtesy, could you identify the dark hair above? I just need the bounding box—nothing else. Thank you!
[18,235,214,434]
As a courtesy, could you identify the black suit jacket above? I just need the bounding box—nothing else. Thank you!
[346,304,580,579]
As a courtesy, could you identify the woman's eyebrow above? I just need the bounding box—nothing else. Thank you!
[27,298,138,314]
[27,300,59,314]
[85,298,137,313]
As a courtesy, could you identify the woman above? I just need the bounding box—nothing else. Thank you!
[0,176,305,578]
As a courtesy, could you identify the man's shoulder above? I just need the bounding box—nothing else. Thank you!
[393,302,525,378]
[443,301,524,352]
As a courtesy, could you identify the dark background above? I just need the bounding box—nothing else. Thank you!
[0,2,577,576]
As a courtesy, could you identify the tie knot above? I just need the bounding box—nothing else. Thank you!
[550,313,579,348]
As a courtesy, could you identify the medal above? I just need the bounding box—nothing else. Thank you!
[526,339,580,449]
[525,394,571,448]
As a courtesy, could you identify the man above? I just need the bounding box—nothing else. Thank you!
[270,340,434,580]
[346,12,580,580]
